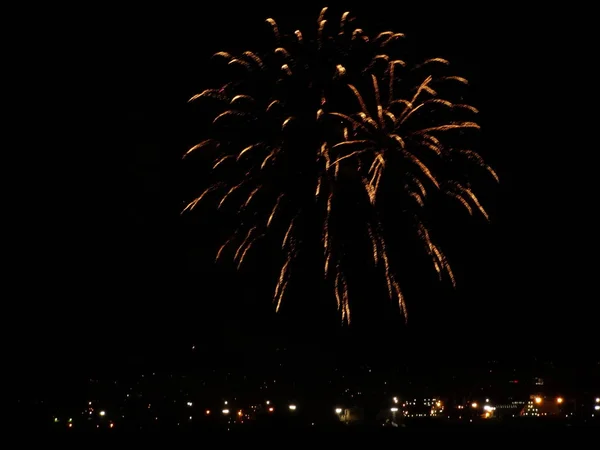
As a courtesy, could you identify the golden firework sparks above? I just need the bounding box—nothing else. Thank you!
[182,9,493,326]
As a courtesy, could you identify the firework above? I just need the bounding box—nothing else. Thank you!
[183,8,495,325]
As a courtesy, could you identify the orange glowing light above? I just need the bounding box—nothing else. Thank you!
[534,397,542,404]
[268,407,274,412]
[557,397,563,404]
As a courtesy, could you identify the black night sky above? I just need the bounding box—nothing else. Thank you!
[16,2,596,387]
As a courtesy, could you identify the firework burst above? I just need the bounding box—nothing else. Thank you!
[183,8,496,325]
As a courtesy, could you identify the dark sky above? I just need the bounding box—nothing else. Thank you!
[16,3,597,376]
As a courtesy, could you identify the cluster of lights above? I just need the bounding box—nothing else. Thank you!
[56,394,600,428]
[399,398,444,418]
[533,396,564,405]
[55,406,111,429]
[338,397,445,421]
[522,396,565,417]
[219,400,297,415]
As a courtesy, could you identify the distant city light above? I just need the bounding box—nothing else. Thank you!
[38,359,599,429]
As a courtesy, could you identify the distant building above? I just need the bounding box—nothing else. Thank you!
[335,407,363,424]
[521,395,564,417]
[400,398,444,418]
